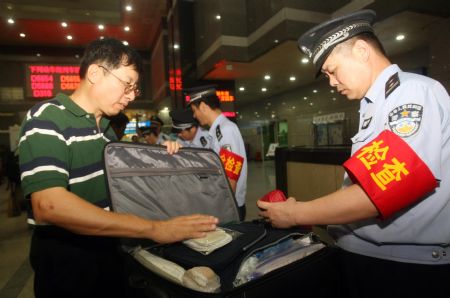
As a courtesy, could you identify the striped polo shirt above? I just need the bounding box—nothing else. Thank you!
[19,93,117,224]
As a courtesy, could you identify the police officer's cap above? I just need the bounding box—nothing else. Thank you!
[298,9,376,77]
[169,109,197,133]
[140,126,158,136]
[185,85,217,106]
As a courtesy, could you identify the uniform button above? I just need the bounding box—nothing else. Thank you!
[432,251,440,258]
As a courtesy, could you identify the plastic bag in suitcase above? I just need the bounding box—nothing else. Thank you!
[103,142,340,297]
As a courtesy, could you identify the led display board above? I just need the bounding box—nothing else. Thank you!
[25,64,80,98]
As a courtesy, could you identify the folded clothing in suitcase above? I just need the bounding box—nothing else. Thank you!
[103,142,338,296]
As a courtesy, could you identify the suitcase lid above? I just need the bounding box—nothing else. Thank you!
[103,142,240,223]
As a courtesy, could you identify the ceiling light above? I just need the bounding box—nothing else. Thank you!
[239,87,245,91]
[19,33,26,38]
[330,89,335,93]
[99,36,104,40]
[66,35,73,40]
[261,87,267,92]
[274,39,279,43]
[98,24,104,30]
[289,76,296,81]
[36,53,41,57]
[215,15,221,20]
[267,102,271,106]
[313,89,318,93]
[7,18,14,24]
[292,106,296,109]
[173,44,179,49]
[309,102,314,106]
[264,75,271,80]
[396,34,405,41]
[61,22,68,28]
[125,5,132,11]
[123,41,129,46]
[301,57,309,64]
[124,26,130,31]
[303,96,307,100]
[332,97,336,101]
[75,54,80,58]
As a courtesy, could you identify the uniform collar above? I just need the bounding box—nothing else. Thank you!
[364,64,401,103]
[209,113,226,135]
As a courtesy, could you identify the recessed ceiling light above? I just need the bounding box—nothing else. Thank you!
[330,89,335,93]
[303,96,308,100]
[66,35,73,40]
[125,5,132,11]
[292,106,296,109]
[289,76,296,81]
[267,102,271,106]
[75,54,80,58]
[98,24,104,30]
[239,87,245,91]
[7,18,14,24]
[215,15,221,20]
[173,44,179,49]
[61,22,68,27]
[99,36,104,40]
[396,34,405,41]
[124,26,130,32]
[7,4,13,10]
[19,33,26,38]
[261,87,267,92]
[313,89,318,93]
[332,97,336,101]
[274,39,279,43]
[264,75,271,80]
[123,41,129,46]
[309,102,314,106]
[36,53,41,57]
[301,57,309,64]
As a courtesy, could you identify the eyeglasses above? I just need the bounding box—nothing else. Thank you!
[98,65,141,97]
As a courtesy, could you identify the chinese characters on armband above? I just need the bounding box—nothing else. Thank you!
[219,148,244,181]
[343,130,437,219]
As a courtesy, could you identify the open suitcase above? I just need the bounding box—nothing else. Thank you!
[103,142,340,297]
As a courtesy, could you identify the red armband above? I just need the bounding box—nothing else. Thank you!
[343,130,437,219]
[219,148,244,181]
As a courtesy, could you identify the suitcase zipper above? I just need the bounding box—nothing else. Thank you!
[108,167,221,177]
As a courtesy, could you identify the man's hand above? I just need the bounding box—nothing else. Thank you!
[257,197,299,228]
[162,140,181,154]
[148,214,218,244]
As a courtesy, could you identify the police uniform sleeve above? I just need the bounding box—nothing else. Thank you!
[343,76,447,218]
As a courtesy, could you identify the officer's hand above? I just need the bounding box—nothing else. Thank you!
[163,140,182,154]
[150,214,218,244]
[257,197,298,228]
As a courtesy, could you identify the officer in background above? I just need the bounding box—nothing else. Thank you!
[169,109,210,148]
[258,10,450,297]
[187,86,247,221]
[140,126,159,145]
[150,115,171,144]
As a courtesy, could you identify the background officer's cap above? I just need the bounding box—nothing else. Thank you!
[169,109,197,133]
[185,85,217,106]
[298,9,376,77]
[140,126,158,136]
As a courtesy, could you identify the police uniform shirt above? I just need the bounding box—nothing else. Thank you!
[181,127,211,148]
[329,64,450,264]
[209,114,247,207]
[156,132,171,145]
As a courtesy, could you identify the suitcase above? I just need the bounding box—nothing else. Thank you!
[103,142,340,297]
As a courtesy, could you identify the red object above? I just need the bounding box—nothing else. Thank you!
[344,130,437,219]
[260,190,287,203]
[219,148,244,181]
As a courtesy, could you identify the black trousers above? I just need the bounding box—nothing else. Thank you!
[238,204,246,221]
[337,248,450,298]
[30,226,127,298]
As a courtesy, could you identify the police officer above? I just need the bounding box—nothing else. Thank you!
[187,86,247,221]
[169,109,210,148]
[150,115,171,144]
[257,10,450,297]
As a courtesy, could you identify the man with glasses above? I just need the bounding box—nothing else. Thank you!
[18,38,218,298]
